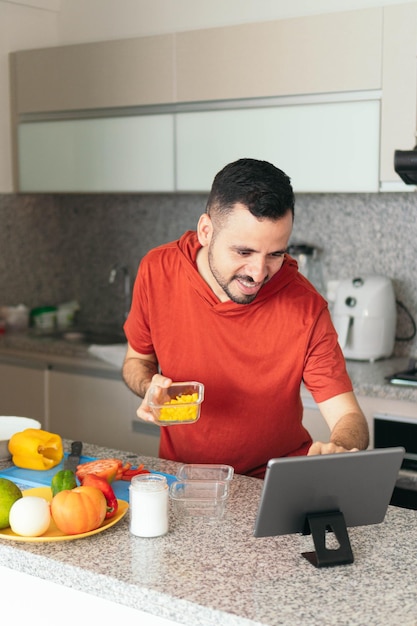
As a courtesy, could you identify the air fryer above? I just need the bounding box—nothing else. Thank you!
[332,276,397,361]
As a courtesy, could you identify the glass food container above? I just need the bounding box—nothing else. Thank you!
[148,382,204,426]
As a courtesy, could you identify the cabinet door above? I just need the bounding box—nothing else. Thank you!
[176,100,380,192]
[18,114,175,192]
[48,369,159,455]
[128,393,160,457]
[176,9,382,102]
[11,35,175,113]
[0,362,45,423]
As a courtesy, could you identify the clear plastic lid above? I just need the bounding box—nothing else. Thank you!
[176,464,234,482]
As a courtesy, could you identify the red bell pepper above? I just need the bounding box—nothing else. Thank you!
[76,458,124,483]
[120,464,150,481]
[80,473,119,519]
[76,457,150,484]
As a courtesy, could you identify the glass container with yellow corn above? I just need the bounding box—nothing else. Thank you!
[148,382,204,425]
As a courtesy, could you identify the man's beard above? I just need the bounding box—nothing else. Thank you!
[207,247,260,305]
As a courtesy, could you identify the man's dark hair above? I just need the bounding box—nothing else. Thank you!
[206,158,295,221]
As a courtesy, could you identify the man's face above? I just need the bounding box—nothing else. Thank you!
[197,203,293,304]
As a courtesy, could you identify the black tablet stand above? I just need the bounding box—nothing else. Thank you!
[301,510,354,568]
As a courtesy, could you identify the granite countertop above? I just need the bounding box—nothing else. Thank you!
[1,330,416,402]
[346,357,417,402]
[0,330,126,373]
[0,441,416,626]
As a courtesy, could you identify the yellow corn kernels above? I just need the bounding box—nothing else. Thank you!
[158,393,199,422]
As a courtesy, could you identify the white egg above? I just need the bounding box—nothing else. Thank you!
[9,496,51,537]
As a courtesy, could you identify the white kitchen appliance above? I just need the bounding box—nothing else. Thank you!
[332,275,396,361]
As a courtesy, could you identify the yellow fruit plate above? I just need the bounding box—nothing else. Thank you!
[0,487,129,542]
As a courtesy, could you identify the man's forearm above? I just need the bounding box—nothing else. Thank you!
[122,357,158,398]
[330,412,369,450]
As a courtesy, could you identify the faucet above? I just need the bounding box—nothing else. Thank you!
[109,264,131,320]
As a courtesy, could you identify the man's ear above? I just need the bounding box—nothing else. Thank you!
[197,213,213,247]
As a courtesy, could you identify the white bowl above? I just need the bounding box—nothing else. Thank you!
[0,416,42,461]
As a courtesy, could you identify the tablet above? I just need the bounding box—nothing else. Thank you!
[254,447,405,538]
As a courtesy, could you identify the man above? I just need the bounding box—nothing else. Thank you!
[122,158,369,478]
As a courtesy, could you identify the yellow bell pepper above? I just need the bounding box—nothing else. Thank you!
[8,428,64,470]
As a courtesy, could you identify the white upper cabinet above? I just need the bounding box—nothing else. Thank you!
[11,4,416,193]
[18,114,175,192]
[174,7,382,193]
[176,9,382,102]
[11,35,177,193]
[11,35,176,112]
[176,100,380,193]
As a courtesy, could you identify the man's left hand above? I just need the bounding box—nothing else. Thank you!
[307,441,360,456]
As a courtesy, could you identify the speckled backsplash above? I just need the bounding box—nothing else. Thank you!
[0,191,416,356]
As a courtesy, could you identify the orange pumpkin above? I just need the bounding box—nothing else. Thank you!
[51,486,107,535]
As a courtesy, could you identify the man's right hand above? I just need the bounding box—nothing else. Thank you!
[136,374,172,423]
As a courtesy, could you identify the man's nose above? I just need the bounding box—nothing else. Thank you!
[247,257,268,282]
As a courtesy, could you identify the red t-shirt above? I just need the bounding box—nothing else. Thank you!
[124,231,352,478]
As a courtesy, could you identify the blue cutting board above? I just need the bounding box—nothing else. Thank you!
[0,454,176,502]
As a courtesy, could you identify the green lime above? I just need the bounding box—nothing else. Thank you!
[0,478,23,529]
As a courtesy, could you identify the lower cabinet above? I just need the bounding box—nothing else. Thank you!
[0,361,45,423]
[301,394,331,444]
[47,367,160,457]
